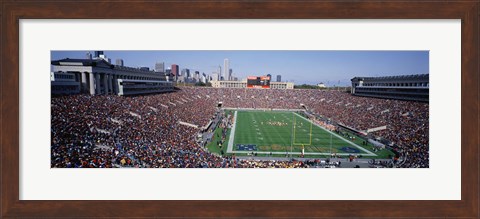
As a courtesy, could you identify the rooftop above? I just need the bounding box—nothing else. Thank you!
[351,74,429,81]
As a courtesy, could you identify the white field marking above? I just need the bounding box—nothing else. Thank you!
[226,111,237,153]
[293,112,376,156]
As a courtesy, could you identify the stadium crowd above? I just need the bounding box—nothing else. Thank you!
[51,86,429,168]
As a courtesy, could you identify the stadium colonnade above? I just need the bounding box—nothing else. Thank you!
[51,58,174,96]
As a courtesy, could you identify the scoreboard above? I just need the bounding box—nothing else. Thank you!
[247,76,271,88]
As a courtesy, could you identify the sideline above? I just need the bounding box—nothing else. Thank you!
[293,112,376,156]
[226,111,237,153]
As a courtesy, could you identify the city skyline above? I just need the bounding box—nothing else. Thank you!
[51,50,429,86]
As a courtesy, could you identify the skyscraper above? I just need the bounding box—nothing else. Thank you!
[216,66,222,80]
[155,62,165,73]
[171,64,179,76]
[181,68,190,78]
[115,59,124,66]
[277,75,281,82]
[194,71,200,80]
[211,73,219,81]
[229,69,233,81]
[224,59,229,80]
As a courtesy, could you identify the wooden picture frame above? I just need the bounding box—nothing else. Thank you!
[1,1,478,218]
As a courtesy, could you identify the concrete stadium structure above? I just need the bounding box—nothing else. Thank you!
[211,80,294,89]
[51,58,172,95]
[351,74,429,102]
[50,71,81,95]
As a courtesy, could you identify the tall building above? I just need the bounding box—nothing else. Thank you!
[155,62,165,73]
[171,64,179,78]
[229,69,233,81]
[276,75,281,82]
[211,73,219,81]
[217,66,222,79]
[194,71,200,80]
[115,59,124,66]
[224,59,229,80]
[181,68,190,78]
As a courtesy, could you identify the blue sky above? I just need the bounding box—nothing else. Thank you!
[51,50,429,86]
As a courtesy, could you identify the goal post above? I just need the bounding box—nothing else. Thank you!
[292,113,313,146]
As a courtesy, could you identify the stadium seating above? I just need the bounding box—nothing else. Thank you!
[51,87,428,168]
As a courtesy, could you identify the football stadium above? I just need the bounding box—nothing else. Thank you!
[50,51,429,168]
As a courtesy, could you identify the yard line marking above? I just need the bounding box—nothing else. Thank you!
[293,112,376,156]
[229,110,376,157]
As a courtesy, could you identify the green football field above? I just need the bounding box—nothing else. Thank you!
[226,110,386,157]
